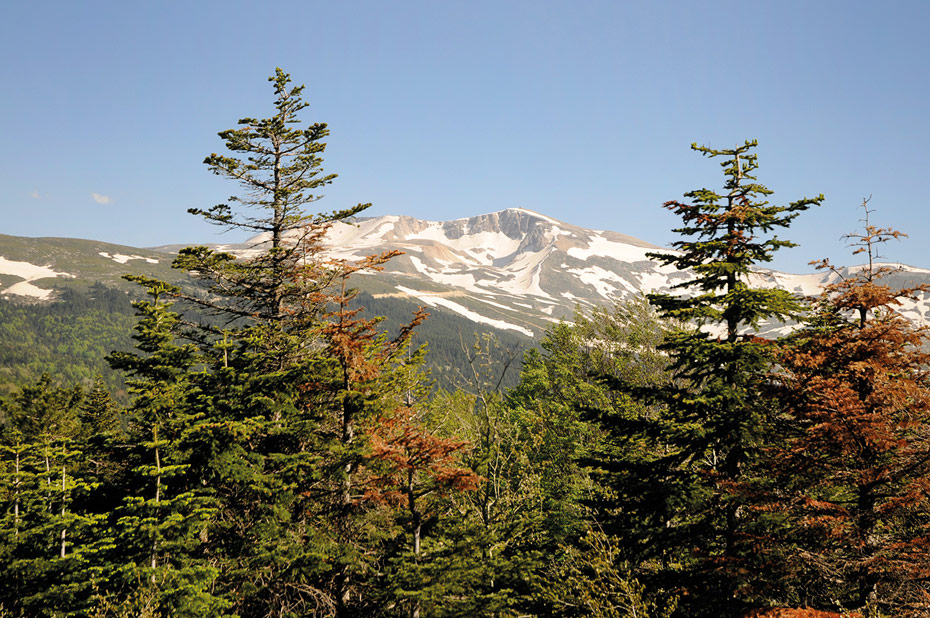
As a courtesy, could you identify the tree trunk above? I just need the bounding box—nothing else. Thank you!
[44,445,51,505]
[152,424,162,583]
[856,482,878,607]
[60,460,67,558]
[13,448,20,538]
[408,470,422,618]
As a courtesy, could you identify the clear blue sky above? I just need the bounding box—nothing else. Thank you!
[2,0,928,273]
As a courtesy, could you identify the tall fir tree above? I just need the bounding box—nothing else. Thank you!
[164,68,434,617]
[105,277,229,617]
[151,68,366,616]
[176,67,367,329]
[642,141,822,615]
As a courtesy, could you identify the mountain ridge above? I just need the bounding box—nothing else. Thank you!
[4,209,930,338]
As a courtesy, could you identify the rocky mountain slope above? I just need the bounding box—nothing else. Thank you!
[4,209,930,338]
[198,208,930,337]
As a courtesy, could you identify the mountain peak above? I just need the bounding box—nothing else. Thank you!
[3,211,930,341]
[498,207,566,224]
[314,209,672,334]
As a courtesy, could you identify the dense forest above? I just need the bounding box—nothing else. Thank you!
[2,70,929,618]
[0,284,527,403]
[0,285,135,400]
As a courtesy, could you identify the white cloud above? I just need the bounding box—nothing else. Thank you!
[92,192,112,204]
[30,190,40,199]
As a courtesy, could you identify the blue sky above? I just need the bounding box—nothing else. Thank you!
[2,0,928,273]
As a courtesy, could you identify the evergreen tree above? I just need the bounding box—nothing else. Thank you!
[162,68,433,617]
[176,67,367,327]
[504,298,676,615]
[642,141,822,614]
[80,376,122,439]
[288,256,435,617]
[105,277,229,617]
[153,68,366,616]
[0,375,105,616]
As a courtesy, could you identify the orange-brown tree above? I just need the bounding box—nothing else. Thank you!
[772,202,930,615]
[294,252,448,617]
[366,406,479,559]
[365,405,480,618]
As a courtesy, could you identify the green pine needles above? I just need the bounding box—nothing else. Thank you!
[636,141,824,615]
[649,140,823,338]
[179,68,369,325]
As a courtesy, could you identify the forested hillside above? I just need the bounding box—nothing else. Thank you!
[351,291,528,390]
[0,286,527,400]
[0,285,134,399]
[1,70,928,618]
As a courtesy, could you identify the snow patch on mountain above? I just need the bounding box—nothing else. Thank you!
[98,252,159,265]
[411,228,523,264]
[500,247,551,297]
[407,255,481,290]
[567,233,654,262]
[636,268,676,292]
[395,286,534,336]
[0,256,74,299]
[570,264,641,298]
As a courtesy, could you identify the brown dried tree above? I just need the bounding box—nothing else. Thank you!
[771,201,930,615]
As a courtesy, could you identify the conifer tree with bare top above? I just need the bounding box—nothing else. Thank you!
[176,67,369,330]
[771,200,930,615]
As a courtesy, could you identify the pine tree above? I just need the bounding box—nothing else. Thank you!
[146,69,361,616]
[643,141,822,614]
[771,202,930,614]
[79,375,122,439]
[164,68,431,617]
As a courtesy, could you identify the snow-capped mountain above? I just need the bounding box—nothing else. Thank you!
[311,208,684,336]
[4,209,930,340]
[225,208,930,337]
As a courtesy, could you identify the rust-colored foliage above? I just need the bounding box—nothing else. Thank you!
[366,405,480,554]
[771,202,930,613]
[367,406,480,506]
[295,248,428,439]
[298,250,415,384]
[743,609,860,618]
